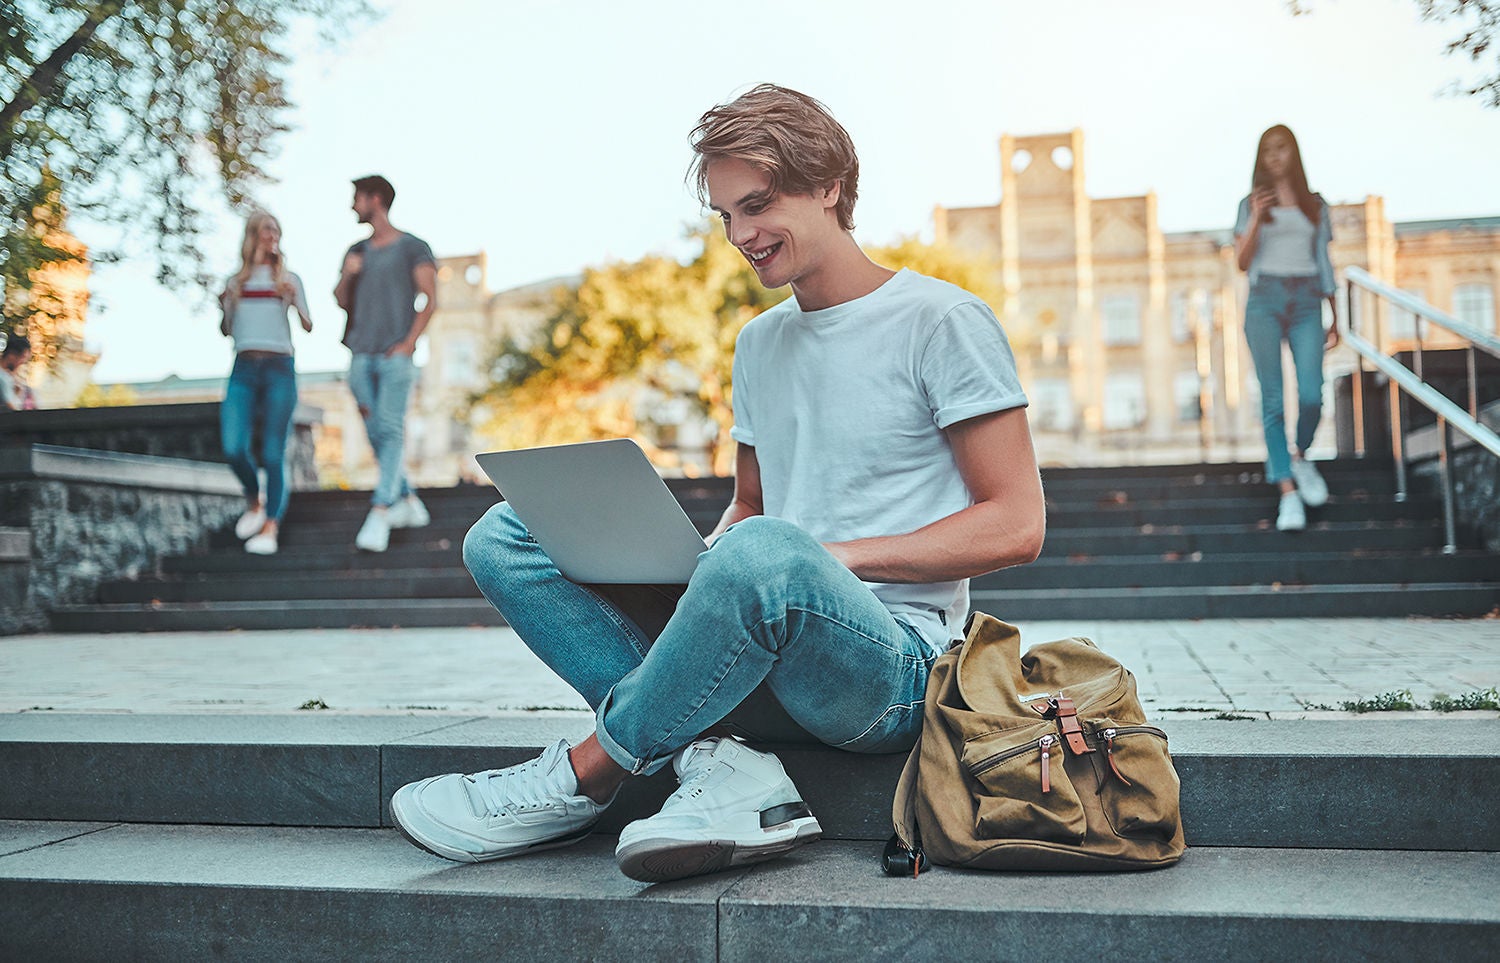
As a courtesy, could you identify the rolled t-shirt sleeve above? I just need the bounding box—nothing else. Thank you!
[408,236,436,270]
[920,300,1029,429]
[729,342,755,446]
[1233,196,1250,240]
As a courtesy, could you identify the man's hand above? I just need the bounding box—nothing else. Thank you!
[385,337,417,357]
[342,252,364,277]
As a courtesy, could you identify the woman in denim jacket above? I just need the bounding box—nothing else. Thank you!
[1234,124,1340,532]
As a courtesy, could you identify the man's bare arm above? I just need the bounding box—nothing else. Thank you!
[708,443,764,543]
[824,407,1045,583]
[387,262,438,356]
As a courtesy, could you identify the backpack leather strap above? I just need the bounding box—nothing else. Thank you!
[1051,695,1094,755]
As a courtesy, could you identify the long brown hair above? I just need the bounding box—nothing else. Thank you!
[222,210,291,314]
[1251,125,1322,225]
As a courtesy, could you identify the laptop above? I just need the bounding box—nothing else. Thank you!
[474,439,709,584]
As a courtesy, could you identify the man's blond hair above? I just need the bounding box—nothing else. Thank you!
[689,84,860,231]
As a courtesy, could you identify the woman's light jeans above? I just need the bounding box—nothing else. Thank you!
[464,504,937,775]
[220,353,298,522]
[1244,275,1326,483]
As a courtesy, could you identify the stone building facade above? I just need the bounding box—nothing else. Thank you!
[936,129,1500,466]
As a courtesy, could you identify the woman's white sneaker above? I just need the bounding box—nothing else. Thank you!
[234,507,266,540]
[1289,458,1329,507]
[1276,490,1306,532]
[615,737,822,883]
[390,739,610,863]
[244,530,278,555]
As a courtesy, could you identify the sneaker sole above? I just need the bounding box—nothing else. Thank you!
[390,788,596,864]
[616,813,823,883]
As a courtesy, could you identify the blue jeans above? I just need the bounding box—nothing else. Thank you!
[463,505,936,776]
[220,353,298,522]
[1245,276,1326,483]
[349,352,416,507]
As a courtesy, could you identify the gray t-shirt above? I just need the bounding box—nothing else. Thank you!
[730,269,1029,653]
[342,232,435,354]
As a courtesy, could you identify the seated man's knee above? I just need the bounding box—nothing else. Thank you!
[698,515,825,586]
[462,502,532,575]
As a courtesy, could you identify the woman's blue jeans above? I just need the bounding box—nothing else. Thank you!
[1244,276,1326,483]
[463,505,936,775]
[220,353,298,522]
[349,352,416,508]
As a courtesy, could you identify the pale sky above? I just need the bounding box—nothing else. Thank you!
[79,0,1500,384]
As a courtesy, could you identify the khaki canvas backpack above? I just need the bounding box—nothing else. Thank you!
[885,612,1186,875]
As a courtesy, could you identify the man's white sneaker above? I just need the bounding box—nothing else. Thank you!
[386,494,430,529]
[390,739,611,863]
[615,737,822,883]
[1289,458,1329,508]
[244,530,278,555]
[234,507,266,540]
[1276,490,1306,532]
[355,510,390,552]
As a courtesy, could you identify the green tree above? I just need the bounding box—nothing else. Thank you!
[473,226,1010,475]
[1,0,372,358]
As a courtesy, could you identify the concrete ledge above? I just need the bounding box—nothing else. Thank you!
[0,528,28,563]
[2,715,1497,851]
[0,444,240,495]
[0,828,1495,961]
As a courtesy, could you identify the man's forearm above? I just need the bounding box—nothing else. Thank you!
[708,498,761,542]
[333,275,356,310]
[405,306,435,343]
[825,500,1044,584]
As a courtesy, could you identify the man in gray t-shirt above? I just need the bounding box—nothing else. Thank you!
[333,174,437,553]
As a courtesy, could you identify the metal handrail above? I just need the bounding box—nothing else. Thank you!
[1342,270,1500,554]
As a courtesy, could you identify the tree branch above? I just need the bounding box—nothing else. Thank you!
[0,1,123,139]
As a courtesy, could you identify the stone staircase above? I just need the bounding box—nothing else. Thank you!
[48,458,1499,631]
[2,714,1496,958]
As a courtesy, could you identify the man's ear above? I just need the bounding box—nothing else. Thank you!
[821,181,842,211]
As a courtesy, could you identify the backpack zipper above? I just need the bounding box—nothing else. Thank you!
[970,734,1058,795]
[1097,725,1169,786]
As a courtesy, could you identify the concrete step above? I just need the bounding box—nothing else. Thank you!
[975,550,1499,590]
[971,582,1500,619]
[45,598,505,632]
[1,828,1495,961]
[101,551,1496,604]
[1,715,1494,852]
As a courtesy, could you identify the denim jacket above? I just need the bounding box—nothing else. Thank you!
[1234,193,1336,297]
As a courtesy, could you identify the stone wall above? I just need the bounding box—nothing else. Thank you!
[0,446,243,634]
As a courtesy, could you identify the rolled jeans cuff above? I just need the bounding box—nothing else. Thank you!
[593,685,675,777]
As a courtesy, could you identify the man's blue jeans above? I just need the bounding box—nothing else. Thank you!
[349,352,416,508]
[220,353,298,522]
[463,505,937,775]
[1244,276,1326,483]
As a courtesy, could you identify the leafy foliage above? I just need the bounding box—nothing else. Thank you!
[472,225,1008,475]
[0,0,372,355]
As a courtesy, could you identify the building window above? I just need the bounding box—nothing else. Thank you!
[1101,295,1141,346]
[1103,374,1146,429]
[1170,292,1190,343]
[1453,283,1496,334]
[1030,378,1073,431]
[1174,371,1201,423]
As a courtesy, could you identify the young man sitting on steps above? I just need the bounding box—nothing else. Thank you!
[391,84,1046,883]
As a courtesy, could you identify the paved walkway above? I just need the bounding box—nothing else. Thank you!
[2,617,1497,719]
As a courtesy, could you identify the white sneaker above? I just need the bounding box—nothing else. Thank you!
[386,494,430,529]
[244,530,278,555]
[234,507,266,540]
[1289,458,1329,508]
[1276,490,1306,532]
[390,739,610,863]
[355,509,390,552]
[615,737,822,883]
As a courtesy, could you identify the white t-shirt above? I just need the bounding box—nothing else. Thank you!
[730,268,1029,653]
[225,266,308,355]
[0,366,20,410]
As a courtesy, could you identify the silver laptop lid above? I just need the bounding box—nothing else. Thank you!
[474,438,708,584]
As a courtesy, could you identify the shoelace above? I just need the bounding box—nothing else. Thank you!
[463,746,562,817]
[667,740,721,804]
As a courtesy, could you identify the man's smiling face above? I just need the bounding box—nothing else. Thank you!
[706,156,842,293]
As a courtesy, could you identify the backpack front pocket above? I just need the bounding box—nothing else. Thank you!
[1089,721,1181,842]
[961,722,1086,844]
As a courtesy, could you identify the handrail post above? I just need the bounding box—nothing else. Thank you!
[1389,378,1407,502]
[1349,282,1367,458]
[1467,345,1479,420]
[1438,416,1457,555]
